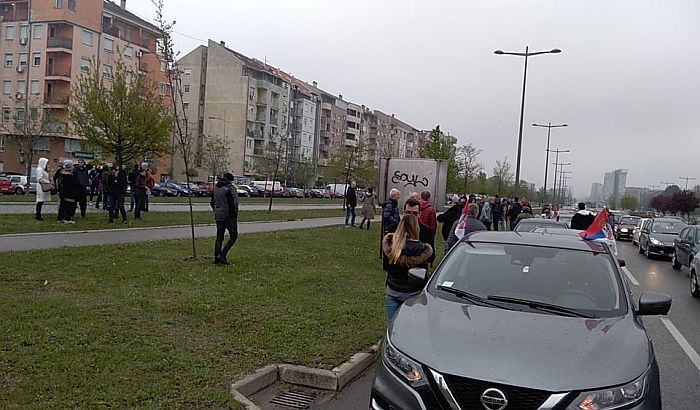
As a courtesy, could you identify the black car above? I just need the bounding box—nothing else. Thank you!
[513,218,569,232]
[615,216,641,241]
[638,218,687,259]
[370,232,671,410]
[672,225,700,271]
[151,183,177,197]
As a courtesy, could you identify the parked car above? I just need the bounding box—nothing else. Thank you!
[8,175,37,195]
[691,256,700,298]
[197,182,214,197]
[614,216,641,241]
[0,176,14,195]
[161,181,189,197]
[672,225,700,271]
[240,184,264,197]
[638,217,687,259]
[632,218,648,246]
[151,183,177,197]
[234,184,251,197]
[371,231,670,410]
[513,218,569,232]
[180,182,208,197]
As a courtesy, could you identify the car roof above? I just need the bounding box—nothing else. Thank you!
[652,217,686,223]
[518,219,566,225]
[464,231,609,253]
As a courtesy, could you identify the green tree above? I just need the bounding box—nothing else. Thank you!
[419,125,459,191]
[455,143,482,193]
[621,196,638,211]
[199,134,230,181]
[491,156,514,196]
[70,57,171,169]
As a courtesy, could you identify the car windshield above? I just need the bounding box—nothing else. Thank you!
[652,220,686,234]
[433,242,626,317]
[620,217,640,225]
[514,220,568,232]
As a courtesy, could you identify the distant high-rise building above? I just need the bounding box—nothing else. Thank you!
[602,169,628,208]
[590,183,604,204]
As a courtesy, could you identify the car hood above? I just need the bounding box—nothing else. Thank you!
[649,232,679,245]
[390,292,651,392]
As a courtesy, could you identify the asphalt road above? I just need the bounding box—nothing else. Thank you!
[313,240,700,409]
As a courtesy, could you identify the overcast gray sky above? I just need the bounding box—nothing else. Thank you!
[129,0,700,198]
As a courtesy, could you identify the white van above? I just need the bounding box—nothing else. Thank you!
[325,183,350,199]
[250,180,283,196]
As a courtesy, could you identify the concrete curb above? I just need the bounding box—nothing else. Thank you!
[229,343,380,408]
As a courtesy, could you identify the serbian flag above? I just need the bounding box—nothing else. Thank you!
[580,208,611,240]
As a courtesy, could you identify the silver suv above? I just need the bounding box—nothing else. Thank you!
[8,175,37,195]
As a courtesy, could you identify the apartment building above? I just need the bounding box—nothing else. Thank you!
[364,110,418,162]
[603,168,628,208]
[173,40,291,179]
[0,0,165,175]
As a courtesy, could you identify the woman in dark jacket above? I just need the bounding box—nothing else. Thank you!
[437,196,466,240]
[382,214,433,322]
[105,166,129,224]
[57,160,81,224]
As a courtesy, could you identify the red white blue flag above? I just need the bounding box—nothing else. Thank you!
[580,208,614,240]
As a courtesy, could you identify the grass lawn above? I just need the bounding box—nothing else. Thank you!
[0,209,343,235]
[0,225,389,408]
[0,195,344,205]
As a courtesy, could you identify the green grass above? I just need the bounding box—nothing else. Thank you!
[0,226,387,408]
[0,209,343,235]
[0,195,343,205]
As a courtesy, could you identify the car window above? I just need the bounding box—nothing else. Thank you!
[10,176,19,182]
[696,229,700,244]
[620,217,639,225]
[434,242,625,317]
[652,220,686,234]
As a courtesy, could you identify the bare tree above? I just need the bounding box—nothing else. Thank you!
[153,0,198,259]
[255,137,287,211]
[492,156,514,196]
[455,143,483,192]
[199,134,230,181]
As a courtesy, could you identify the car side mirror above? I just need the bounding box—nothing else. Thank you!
[618,259,626,267]
[408,268,427,282]
[637,292,672,316]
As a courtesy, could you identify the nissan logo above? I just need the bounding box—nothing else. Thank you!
[480,388,508,410]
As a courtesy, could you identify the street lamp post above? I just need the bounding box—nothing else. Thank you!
[548,150,570,203]
[532,122,567,205]
[494,46,561,196]
[552,161,571,207]
[679,176,696,191]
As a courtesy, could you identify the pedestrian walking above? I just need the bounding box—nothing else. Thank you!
[479,196,493,230]
[34,157,52,221]
[437,195,466,242]
[344,181,357,227]
[382,213,433,322]
[418,191,437,265]
[128,164,140,211]
[133,166,147,221]
[382,188,401,234]
[508,197,522,231]
[106,166,129,224]
[211,172,239,265]
[359,187,376,230]
[57,160,81,224]
[445,203,487,252]
[73,159,89,218]
[571,202,596,230]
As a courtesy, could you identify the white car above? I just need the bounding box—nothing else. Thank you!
[533,227,619,256]
[632,218,648,246]
[8,175,37,195]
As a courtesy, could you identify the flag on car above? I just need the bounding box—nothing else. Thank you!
[579,208,613,240]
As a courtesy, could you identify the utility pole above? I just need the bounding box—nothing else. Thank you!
[679,176,696,191]
[548,150,569,203]
[660,181,674,189]
[532,122,568,205]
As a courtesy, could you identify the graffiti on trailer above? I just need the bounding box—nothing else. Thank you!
[391,170,429,188]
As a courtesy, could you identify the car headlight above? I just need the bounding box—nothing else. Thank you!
[650,237,663,246]
[566,370,648,410]
[383,336,428,388]
[620,228,628,233]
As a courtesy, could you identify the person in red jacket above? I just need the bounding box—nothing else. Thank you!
[418,191,438,264]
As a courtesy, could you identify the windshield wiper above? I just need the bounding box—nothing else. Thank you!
[436,286,511,309]
[486,295,594,318]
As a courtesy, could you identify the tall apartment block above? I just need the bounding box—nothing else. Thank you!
[0,0,165,175]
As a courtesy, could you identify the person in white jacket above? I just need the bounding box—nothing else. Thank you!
[35,157,52,221]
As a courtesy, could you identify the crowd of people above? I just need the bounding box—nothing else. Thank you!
[34,158,155,224]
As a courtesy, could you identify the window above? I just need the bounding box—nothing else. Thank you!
[82,30,93,46]
[124,46,133,59]
[1,108,9,122]
[33,24,44,39]
[18,53,28,67]
[4,53,12,68]
[20,25,29,41]
[103,64,112,79]
[184,84,190,93]
[184,68,192,76]
[80,57,91,73]
[31,80,40,95]
[55,0,64,8]
[32,52,41,66]
[5,25,15,41]
[104,38,114,53]
[68,0,76,11]
[29,107,38,121]
[2,81,10,95]
[0,135,4,151]
[17,80,26,94]
[183,102,190,111]
[16,108,25,122]
[65,139,81,153]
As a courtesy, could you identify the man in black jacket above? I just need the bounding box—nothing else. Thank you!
[210,173,240,265]
[73,160,89,218]
[106,166,129,224]
[508,197,522,231]
[58,160,81,224]
[344,181,358,227]
[437,196,466,241]
[570,202,596,230]
[128,164,140,212]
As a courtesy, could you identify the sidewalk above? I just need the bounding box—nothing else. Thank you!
[0,217,345,253]
[0,202,341,214]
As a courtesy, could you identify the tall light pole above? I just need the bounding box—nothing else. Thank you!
[679,176,696,191]
[549,150,570,203]
[532,122,567,204]
[552,162,571,207]
[494,46,561,195]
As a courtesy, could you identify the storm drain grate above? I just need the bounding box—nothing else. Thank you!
[269,390,317,409]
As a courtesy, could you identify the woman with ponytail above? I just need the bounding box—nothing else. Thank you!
[382,213,433,322]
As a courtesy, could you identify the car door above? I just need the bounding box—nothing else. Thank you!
[641,219,652,250]
[690,228,700,264]
[677,228,690,264]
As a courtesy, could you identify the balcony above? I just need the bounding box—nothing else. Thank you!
[43,122,68,135]
[256,99,267,106]
[271,100,280,110]
[44,93,70,106]
[47,36,73,51]
[138,62,149,73]
[321,102,332,111]
[46,64,72,79]
[269,117,278,126]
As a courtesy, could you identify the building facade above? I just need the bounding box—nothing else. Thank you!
[603,169,628,208]
[0,0,165,176]
[590,182,604,204]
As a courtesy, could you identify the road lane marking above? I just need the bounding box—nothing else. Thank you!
[659,317,700,373]
[622,267,640,286]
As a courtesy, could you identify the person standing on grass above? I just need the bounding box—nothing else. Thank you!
[344,180,358,228]
[382,213,433,322]
[133,166,147,221]
[128,163,140,212]
[100,163,112,211]
[418,191,437,265]
[73,159,89,218]
[142,163,155,212]
[106,166,129,224]
[57,160,80,224]
[359,187,376,230]
[479,196,493,230]
[211,172,239,265]
[35,157,51,221]
[383,188,401,234]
